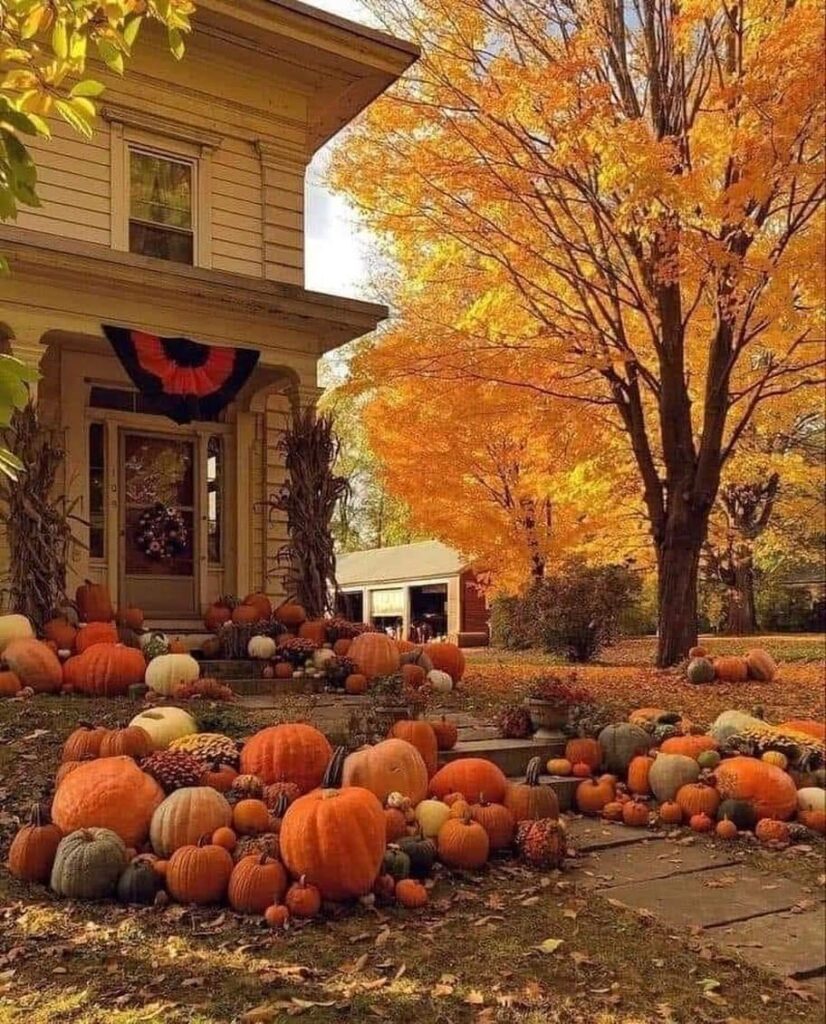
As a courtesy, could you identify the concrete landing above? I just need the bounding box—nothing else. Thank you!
[438,735,565,776]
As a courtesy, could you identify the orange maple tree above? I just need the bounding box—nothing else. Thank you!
[332,0,825,664]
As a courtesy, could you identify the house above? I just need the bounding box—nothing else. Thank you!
[0,0,417,626]
[336,541,490,647]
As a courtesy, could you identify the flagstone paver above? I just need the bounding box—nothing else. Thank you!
[566,819,665,852]
[577,837,740,888]
[707,907,826,979]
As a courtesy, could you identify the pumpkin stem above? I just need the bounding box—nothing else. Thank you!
[525,756,542,787]
[273,791,289,818]
[29,802,49,827]
[321,747,346,789]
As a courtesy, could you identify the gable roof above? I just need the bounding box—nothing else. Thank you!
[337,541,469,586]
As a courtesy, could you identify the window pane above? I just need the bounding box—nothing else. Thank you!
[207,435,222,564]
[88,423,105,559]
[130,151,192,229]
[129,221,193,265]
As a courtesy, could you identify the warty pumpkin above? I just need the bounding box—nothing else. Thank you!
[52,755,164,847]
[3,638,62,693]
[755,818,791,845]
[166,836,233,905]
[514,818,566,868]
[149,786,233,858]
[388,719,438,777]
[342,738,429,806]
[8,803,63,883]
[429,757,507,804]
[240,723,332,793]
[437,816,490,869]
[503,756,559,822]
[278,748,386,901]
[50,827,126,899]
[715,756,797,821]
[228,854,287,914]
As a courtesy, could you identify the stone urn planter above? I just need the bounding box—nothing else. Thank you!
[524,698,567,738]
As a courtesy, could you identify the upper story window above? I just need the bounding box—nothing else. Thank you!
[129,149,194,265]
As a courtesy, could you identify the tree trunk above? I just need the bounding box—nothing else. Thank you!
[723,553,757,635]
[656,526,704,667]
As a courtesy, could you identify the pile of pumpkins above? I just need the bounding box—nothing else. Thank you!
[547,707,825,842]
[6,710,569,926]
[685,645,777,685]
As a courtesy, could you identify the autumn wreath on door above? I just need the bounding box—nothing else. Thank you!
[103,325,260,424]
[135,503,189,562]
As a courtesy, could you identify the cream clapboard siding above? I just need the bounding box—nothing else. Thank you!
[14,22,311,285]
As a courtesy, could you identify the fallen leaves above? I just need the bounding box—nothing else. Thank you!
[536,938,564,955]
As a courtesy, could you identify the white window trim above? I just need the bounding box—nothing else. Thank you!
[110,121,213,269]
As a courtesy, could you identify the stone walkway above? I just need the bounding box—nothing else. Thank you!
[567,819,826,997]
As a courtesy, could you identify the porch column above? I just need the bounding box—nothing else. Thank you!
[402,585,412,642]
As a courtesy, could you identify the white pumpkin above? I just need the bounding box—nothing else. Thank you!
[247,635,276,660]
[312,647,336,670]
[427,669,453,693]
[797,787,825,814]
[129,706,197,750]
[415,798,451,838]
[145,653,200,696]
[0,614,34,653]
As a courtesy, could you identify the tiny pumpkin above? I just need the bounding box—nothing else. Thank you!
[395,878,428,908]
[285,875,322,918]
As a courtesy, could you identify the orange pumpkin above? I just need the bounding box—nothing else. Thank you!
[285,876,322,918]
[3,639,62,692]
[347,632,400,678]
[212,826,237,851]
[470,796,515,851]
[622,800,649,827]
[228,853,287,913]
[274,602,306,627]
[627,755,654,795]
[384,807,407,843]
[602,800,624,821]
[689,813,714,833]
[333,638,351,657]
[243,593,272,621]
[388,719,438,777]
[571,761,592,778]
[62,723,109,762]
[75,621,118,653]
[755,818,791,845]
[263,904,290,928]
[204,599,233,632]
[437,816,490,868]
[279,748,385,901]
[712,656,749,683]
[565,738,601,771]
[76,579,113,622]
[52,755,164,846]
[715,818,738,840]
[200,762,238,793]
[298,620,327,644]
[274,662,294,680]
[166,837,233,905]
[43,617,77,651]
[658,801,684,825]
[778,719,825,741]
[575,776,615,815]
[0,670,21,697]
[431,715,458,751]
[343,738,429,805]
[7,803,63,883]
[675,782,720,821]
[688,646,707,658]
[344,673,368,695]
[503,756,559,822]
[65,643,146,696]
[715,756,797,821]
[400,663,426,688]
[116,605,145,631]
[660,735,718,760]
[232,604,260,625]
[448,798,471,819]
[429,758,507,804]
[799,809,826,835]
[233,799,271,835]
[395,878,428,908]
[240,723,332,793]
[99,724,153,760]
[423,642,466,683]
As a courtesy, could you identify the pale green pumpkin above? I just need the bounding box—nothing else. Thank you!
[50,828,126,900]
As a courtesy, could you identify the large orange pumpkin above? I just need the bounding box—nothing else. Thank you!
[429,758,507,804]
[659,735,718,760]
[3,638,62,692]
[715,756,797,821]
[43,617,77,652]
[64,643,146,696]
[240,724,332,793]
[713,656,749,683]
[76,621,119,653]
[423,642,466,683]
[298,620,327,644]
[243,592,272,621]
[503,756,559,822]
[347,632,400,678]
[76,579,114,622]
[342,738,429,805]
[52,755,164,846]
[279,748,385,901]
[274,602,307,627]
[388,719,438,777]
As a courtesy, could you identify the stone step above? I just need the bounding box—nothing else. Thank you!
[200,659,267,679]
[227,676,324,697]
[503,773,580,812]
[438,734,565,776]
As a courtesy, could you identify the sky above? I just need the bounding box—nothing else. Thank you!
[304,0,380,301]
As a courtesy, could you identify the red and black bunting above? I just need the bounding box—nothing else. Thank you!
[103,325,260,424]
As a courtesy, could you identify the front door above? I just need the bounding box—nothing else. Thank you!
[120,430,198,616]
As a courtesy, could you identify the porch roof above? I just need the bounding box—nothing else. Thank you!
[337,541,470,587]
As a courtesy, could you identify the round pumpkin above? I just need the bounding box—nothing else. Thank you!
[715,756,797,821]
[0,613,34,652]
[62,723,109,762]
[675,782,720,821]
[470,797,515,851]
[285,876,322,918]
[52,756,164,847]
[396,878,428,908]
[713,656,749,683]
[686,657,715,684]
[99,724,153,760]
[129,707,197,750]
[575,776,615,815]
[43,617,77,651]
[347,632,400,678]
[388,719,438,777]
[715,818,738,840]
[243,592,272,620]
[384,807,407,842]
[796,788,826,815]
[240,723,332,793]
[659,735,718,761]
[627,755,654,795]
[658,801,683,825]
[279,749,385,901]
[116,605,145,631]
[428,669,453,693]
[423,642,465,683]
[429,758,507,805]
[745,648,777,682]
[228,854,287,914]
[431,716,458,751]
[415,798,451,838]
[3,638,62,692]
[690,813,714,833]
[344,673,368,695]
[547,758,572,777]
[755,819,791,845]
[232,798,271,835]
[274,602,306,627]
[437,817,489,869]
[204,600,233,632]
[400,663,426,689]
[688,645,707,658]
[598,723,650,776]
[75,621,118,653]
[145,653,200,696]
[298,620,327,645]
[248,635,276,660]
[761,750,789,771]
[503,756,558,822]
[166,838,234,905]
[149,786,233,857]
[342,738,429,806]
[65,643,146,697]
[231,604,260,625]
[0,670,21,697]
[117,859,162,904]
[648,753,700,802]
[76,580,114,622]
[8,803,63,883]
[622,800,649,827]
[50,827,126,899]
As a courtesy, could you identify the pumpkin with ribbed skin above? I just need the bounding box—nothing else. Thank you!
[470,797,515,851]
[0,613,34,652]
[602,800,624,821]
[503,756,559,822]
[76,580,113,622]
[796,788,826,814]
[241,723,332,793]
[423,642,465,683]
[713,656,749,683]
[598,723,650,776]
[52,756,164,847]
[228,854,287,914]
[128,707,197,750]
[347,632,400,678]
[745,648,777,682]
[75,622,118,653]
[622,800,650,827]
[715,756,797,821]
[658,801,683,825]
[627,755,655,795]
[149,786,233,857]
[3,638,62,692]
[344,673,368,695]
[8,803,63,883]
[761,750,789,770]
[676,782,720,821]
[686,657,715,684]
[99,724,153,760]
[285,876,322,918]
[166,838,233,905]
[396,878,428,908]
[575,776,615,815]
[50,827,126,899]
[145,653,200,696]
[117,860,162,905]
[660,735,718,761]
[429,758,507,805]
[437,816,489,869]
[243,592,272,621]
[800,810,826,834]
[343,738,429,806]
[648,753,700,803]
[44,617,77,651]
[279,748,385,901]
[65,643,146,696]
[388,719,438,777]
[431,716,458,751]
[247,635,276,660]
[62,723,108,763]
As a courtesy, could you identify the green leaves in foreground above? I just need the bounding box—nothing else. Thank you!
[0,354,40,480]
